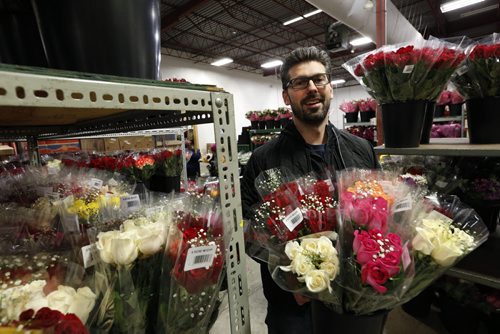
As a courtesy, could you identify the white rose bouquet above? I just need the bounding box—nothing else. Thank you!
[402,194,489,302]
[94,207,169,333]
[268,232,342,309]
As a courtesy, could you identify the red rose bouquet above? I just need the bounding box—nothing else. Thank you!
[155,149,183,177]
[132,154,156,183]
[343,39,466,103]
[451,32,500,99]
[9,307,88,334]
[246,169,337,263]
[157,193,228,333]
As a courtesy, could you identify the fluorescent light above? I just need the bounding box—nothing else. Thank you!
[331,79,346,85]
[440,0,484,13]
[211,57,233,66]
[303,9,322,18]
[350,36,372,46]
[261,60,283,68]
[283,9,322,25]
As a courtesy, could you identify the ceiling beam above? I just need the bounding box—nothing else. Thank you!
[161,0,212,32]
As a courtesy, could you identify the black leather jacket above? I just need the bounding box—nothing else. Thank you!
[240,121,379,314]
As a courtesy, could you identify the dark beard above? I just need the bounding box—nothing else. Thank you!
[291,97,330,125]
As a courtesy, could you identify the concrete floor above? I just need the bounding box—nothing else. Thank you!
[210,256,448,334]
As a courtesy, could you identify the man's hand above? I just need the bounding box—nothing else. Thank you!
[293,293,311,305]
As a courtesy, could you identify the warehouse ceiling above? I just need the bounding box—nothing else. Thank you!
[160,0,500,86]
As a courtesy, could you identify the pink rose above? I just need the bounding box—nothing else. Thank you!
[354,230,381,265]
[378,252,402,276]
[387,233,402,249]
[351,198,372,227]
[361,260,391,294]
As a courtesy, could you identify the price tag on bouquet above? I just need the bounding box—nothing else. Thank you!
[63,214,80,233]
[393,194,413,213]
[120,194,141,213]
[425,210,453,225]
[283,207,304,232]
[184,245,217,271]
[82,243,100,268]
[403,65,414,74]
[88,178,103,189]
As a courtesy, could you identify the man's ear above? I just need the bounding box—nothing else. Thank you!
[282,90,291,105]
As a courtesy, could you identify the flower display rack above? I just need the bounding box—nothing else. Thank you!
[374,139,500,290]
[0,64,251,333]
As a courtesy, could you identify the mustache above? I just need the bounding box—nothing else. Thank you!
[301,94,323,104]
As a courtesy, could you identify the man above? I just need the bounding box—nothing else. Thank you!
[241,46,379,333]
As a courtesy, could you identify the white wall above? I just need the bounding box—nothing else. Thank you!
[160,55,370,152]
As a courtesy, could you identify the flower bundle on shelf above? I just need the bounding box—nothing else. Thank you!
[431,122,462,138]
[339,100,359,113]
[277,107,292,120]
[157,193,228,334]
[357,99,371,112]
[345,126,376,143]
[344,39,466,103]
[451,32,500,99]
[436,90,451,106]
[154,149,183,177]
[245,111,260,122]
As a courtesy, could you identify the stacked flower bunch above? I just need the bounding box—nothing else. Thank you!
[451,32,500,99]
[158,192,227,333]
[0,252,97,332]
[431,122,462,138]
[345,126,376,144]
[277,107,293,127]
[435,90,464,116]
[358,98,377,121]
[245,110,261,129]
[344,39,466,103]
[339,100,359,123]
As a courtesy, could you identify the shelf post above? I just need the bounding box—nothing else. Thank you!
[27,135,41,166]
[211,92,251,334]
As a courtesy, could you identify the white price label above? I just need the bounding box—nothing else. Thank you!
[88,178,103,189]
[393,195,413,213]
[47,167,58,175]
[283,207,303,232]
[457,66,467,76]
[403,65,415,74]
[425,210,453,225]
[120,194,141,212]
[63,214,80,233]
[81,243,99,268]
[435,180,448,188]
[184,245,217,271]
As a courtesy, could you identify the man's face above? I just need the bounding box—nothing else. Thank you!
[282,61,333,125]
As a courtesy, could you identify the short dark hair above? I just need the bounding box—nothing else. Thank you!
[280,46,332,89]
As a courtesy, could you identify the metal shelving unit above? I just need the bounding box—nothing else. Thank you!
[0,64,251,333]
[375,140,500,289]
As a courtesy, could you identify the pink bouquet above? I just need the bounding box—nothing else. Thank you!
[450,90,464,104]
[358,99,371,112]
[436,91,451,106]
[339,101,358,113]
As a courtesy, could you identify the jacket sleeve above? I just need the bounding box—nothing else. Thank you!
[240,153,263,219]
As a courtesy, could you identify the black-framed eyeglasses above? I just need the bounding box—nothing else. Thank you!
[285,73,331,90]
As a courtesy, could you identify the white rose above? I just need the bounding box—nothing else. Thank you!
[67,287,97,324]
[121,219,137,232]
[315,236,337,259]
[304,270,330,293]
[47,285,77,314]
[96,230,121,263]
[320,258,340,280]
[291,254,314,276]
[431,241,463,267]
[110,233,139,265]
[137,229,165,256]
[300,238,319,254]
[412,226,436,255]
[284,241,302,260]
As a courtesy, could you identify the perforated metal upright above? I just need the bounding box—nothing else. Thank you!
[0,65,251,333]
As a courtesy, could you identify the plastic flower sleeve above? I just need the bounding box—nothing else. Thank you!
[268,232,342,312]
[400,194,489,304]
[336,169,417,315]
[451,32,500,99]
[157,193,228,333]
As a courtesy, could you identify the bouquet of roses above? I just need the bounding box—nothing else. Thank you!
[343,38,466,103]
[157,193,228,333]
[339,100,358,113]
[451,32,500,99]
[400,194,489,303]
[132,153,156,183]
[245,111,260,122]
[335,169,419,314]
[246,168,337,263]
[155,149,183,177]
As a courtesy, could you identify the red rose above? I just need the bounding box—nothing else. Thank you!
[361,260,391,294]
[379,251,402,276]
[305,210,323,233]
[55,314,88,334]
[19,309,34,322]
[354,64,364,77]
[387,232,402,249]
[29,307,64,328]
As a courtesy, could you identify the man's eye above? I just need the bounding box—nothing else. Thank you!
[294,79,307,86]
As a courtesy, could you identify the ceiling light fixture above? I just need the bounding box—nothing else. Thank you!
[350,36,373,46]
[283,9,322,26]
[261,60,283,68]
[440,0,484,13]
[211,58,233,66]
[363,0,374,10]
[331,79,346,85]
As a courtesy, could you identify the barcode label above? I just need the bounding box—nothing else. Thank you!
[283,207,303,232]
[403,65,414,74]
[426,210,453,224]
[82,243,99,268]
[393,195,412,213]
[457,66,467,76]
[184,245,217,271]
[435,180,448,188]
[88,178,103,189]
[63,214,80,233]
[47,166,58,175]
[120,194,141,212]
